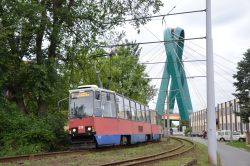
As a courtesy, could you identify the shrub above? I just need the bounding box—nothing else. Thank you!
[184,128,192,136]
[0,109,68,157]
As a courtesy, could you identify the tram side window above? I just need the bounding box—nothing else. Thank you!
[95,91,100,100]
[116,95,125,119]
[130,101,136,120]
[150,110,157,124]
[144,106,148,122]
[94,91,102,116]
[141,105,146,122]
[124,98,131,119]
[136,103,142,121]
[101,91,116,118]
[156,112,162,125]
[146,106,150,123]
[101,92,109,117]
[109,93,117,118]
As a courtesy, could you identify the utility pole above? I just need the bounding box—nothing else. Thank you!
[166,91,170,137]
[206,0,217,165]
[163,91,170,137]
[230,102,233,142]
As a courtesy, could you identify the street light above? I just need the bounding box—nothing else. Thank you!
[166,92,170,137]
[230,102,233,142]
[245,89,250,134]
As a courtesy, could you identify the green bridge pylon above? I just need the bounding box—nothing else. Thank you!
[155,27,193,120]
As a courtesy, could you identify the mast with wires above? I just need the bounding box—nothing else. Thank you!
[206,0,217,165]
[106,50,115,90]
[94,50,116,90]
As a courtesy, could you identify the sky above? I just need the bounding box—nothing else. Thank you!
[119,0,250,112]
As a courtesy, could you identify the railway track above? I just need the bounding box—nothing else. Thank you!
[0,149,90,163]
[0,142,152,164]
[0,141,152,164]
[0,137,195,165]
[99,137,195,166]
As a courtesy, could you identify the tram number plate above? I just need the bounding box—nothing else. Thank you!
[138,126,143,132]
[78,126,84,129]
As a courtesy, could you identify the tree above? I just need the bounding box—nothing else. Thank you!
[0,0,163,113]
[61,43,155,105]
[107,45,155,104]
[233,49,250,132]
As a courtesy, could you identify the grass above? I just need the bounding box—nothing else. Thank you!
[3,138,218,166]
[226,141,250,152]
[157,143,212,166]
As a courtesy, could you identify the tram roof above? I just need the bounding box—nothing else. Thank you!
[69,85,115,93]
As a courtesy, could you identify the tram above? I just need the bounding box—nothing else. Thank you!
[68,85,162,147]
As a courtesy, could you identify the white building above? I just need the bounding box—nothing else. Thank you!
[190,99,250,133]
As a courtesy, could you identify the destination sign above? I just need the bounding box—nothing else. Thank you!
[70,91,91,98]
[79,91,90,97]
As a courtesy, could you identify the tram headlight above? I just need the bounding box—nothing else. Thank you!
[87,127,92,131]
[72,128,76,132]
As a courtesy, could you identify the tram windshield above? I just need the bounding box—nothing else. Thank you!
[69,90,94,118]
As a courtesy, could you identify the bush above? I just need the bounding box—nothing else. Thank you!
[0,109,68,157]
[184,128,192,136]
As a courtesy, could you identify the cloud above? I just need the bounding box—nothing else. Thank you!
[120,0,250,111]
[212,0,250,25]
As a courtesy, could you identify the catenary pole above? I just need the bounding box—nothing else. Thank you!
[206,0,217,165]
[166,91,170,137]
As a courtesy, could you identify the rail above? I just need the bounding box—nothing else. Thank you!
[99,137,195,166]
[0,149,89,163]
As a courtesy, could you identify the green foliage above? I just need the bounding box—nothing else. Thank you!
[184,128,192,135]
[0,0,162,156]
[226,141,250,152]
[0,109,68,157]
[0,0,162,113]
[99,45,155,103]
[61,44,155,104]
[233,49,250,126]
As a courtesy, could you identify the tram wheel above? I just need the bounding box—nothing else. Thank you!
[121,136,128,145]
[220,138,225,142]
[239,138,245,142]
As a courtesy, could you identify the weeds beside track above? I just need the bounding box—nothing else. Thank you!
[0,149,90,163]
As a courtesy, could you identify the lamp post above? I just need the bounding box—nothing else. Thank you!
[245,89,250,133]
[166,92,170,137]
[206,0,217,164]
[161,93,169,137]
[230,102,233,142]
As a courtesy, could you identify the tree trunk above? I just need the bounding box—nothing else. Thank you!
[15,97,28,114]
[246,132,250,145]
[37,95,48,114]
[246,122,249,132]
[245,122,250,145]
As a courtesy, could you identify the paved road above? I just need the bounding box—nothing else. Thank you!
[190,137,250,166]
